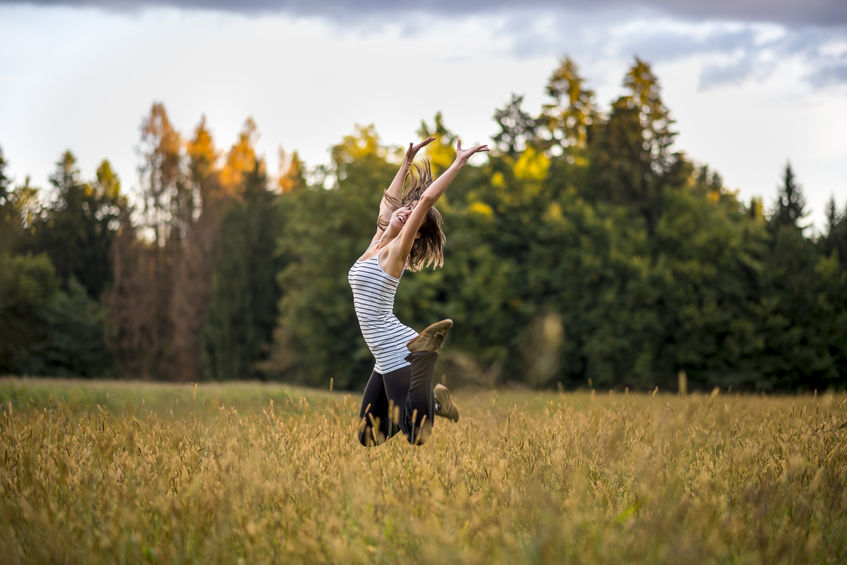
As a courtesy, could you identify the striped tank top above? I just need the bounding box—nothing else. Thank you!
[348,253,418,374]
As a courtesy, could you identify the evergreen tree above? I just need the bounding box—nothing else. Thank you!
[589,58,678,233]
[492,93,540,158]
[0,253,59,373]
[540,56,596,158]
[588,96,646,206]
[204,161,282,379]
[0,146,19,252]
[623,57,676,177]
[770,162,808,233]
[1,252,109,377]
[757,165,828,389]
[758,223,824,389]
[26,277,110,377]
[0,146,10,204]
[652,183,767,390]
[31,152,121,298]
[811,253,847,389]
[821,196,847,268]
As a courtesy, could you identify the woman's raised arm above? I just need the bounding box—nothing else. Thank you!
[385,139,488,270]
[376,137,435,229]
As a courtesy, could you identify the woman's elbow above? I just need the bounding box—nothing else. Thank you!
[418,194,437,207]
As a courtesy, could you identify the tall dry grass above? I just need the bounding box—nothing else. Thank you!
[1,378,845,564]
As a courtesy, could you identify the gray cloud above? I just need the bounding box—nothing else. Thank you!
[698,27,847,89]
[699,57,761,89]
[808,62,847,88]
[3,0,847,27]
[634,28,755,62]
[5,0,846,89]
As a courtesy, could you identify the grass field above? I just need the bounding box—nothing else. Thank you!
[1,378,845,564]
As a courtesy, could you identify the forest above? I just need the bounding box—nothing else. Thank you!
[1,56,845,392]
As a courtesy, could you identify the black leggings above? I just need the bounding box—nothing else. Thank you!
[357,351,438,446]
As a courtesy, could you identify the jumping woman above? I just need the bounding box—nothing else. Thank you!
[349,137,488,446]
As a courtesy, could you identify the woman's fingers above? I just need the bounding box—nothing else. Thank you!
[455,140,489,161]
[406,137,436,161]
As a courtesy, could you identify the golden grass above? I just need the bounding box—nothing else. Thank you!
[1,378,845,564]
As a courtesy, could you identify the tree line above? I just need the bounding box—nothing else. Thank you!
[1,56,845,391]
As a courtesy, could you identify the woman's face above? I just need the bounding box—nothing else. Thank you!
[385,201,417,237]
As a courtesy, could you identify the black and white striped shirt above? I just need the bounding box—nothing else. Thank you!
[348,254,418,374]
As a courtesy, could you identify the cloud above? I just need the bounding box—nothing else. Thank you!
[702,26,847,88]
[4,0,847,27]
[699,57,761,89]
[5,0,846,89]
[595,20,847,89]
[808,62,847,87]
[618,24,757,62]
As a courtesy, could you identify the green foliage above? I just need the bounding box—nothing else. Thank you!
[770,162,808,233]
[29,152,121,299]
[758,225,832,390]
[821,196,847,269]
[652,184,767,390]
[1,58,845,390]
[24,277,110,377]
[540,56,595,156]
[492,93,540,158]
[204,163,283,379]
[0,253,59,372]
[264,127,395,389]
[257,63,844,391]
[0,254,107,376]
[0,149,40,256]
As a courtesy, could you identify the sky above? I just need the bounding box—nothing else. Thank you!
[1,0,846,231]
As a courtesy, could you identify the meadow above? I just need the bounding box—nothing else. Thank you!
[1,378,845,564]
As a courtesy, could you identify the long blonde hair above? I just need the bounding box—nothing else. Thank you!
[381,160,445,271]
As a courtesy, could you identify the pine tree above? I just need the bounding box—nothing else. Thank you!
[540,56,596,158]
[821,196,847,268]
[492,93,540,158]
[587,58,678,234]
[770,162,808,233]
[0,146,9,204]
[32,152,121,298]
[204,161,282,379]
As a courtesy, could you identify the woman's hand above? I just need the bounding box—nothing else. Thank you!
[455,140,489,165]
[404,137,436,166]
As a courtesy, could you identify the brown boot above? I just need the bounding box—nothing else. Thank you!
[434,384,459,422]
[406,319,453,353]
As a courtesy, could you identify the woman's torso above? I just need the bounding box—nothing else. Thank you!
[348,252,418,374]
